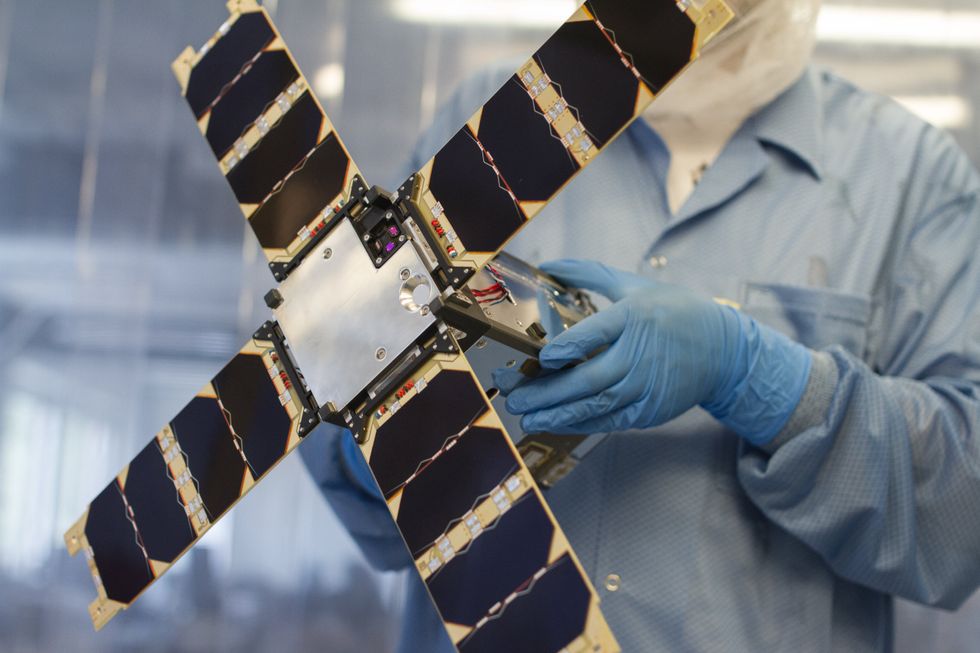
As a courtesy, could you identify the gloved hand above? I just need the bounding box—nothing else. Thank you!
[494,259,813,446]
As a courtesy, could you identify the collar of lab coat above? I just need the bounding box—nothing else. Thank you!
[635,67,826,230]
[750,66,825,181]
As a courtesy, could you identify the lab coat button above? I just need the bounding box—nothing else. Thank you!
[604,573,622,592]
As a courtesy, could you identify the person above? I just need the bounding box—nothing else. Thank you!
[301,0,980,650]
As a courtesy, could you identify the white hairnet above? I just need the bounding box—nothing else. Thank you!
[643,0,822,212]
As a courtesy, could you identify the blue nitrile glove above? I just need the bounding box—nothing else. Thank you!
[494,259,813,446]
[340,430,383,499]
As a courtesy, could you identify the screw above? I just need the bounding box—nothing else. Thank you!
[506,360,517,368]
[476,338,488,349]
[420,306,430,316]
[323,247,332,259]
[398,235,406,242]
[375,347,387,360]
[375,257,383,265]
[363,233,370,242]
[399,267,411,280]
[386,211,394,219]
[516,319,524,328]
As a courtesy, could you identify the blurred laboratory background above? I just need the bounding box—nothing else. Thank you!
[1,0,978,651]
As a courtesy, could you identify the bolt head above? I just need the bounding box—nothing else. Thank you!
[420,305,430,316]
[399,267,411,280]
[375,347,387,360]
[323,247,332,259]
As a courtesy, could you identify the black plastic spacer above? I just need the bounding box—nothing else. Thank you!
[264,288,284,309]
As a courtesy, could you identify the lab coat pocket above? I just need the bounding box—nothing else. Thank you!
[741,282,873,358]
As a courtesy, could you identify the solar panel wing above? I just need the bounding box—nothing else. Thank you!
[403,0,733,277]
[171,0,363,277]
[356,346,619,652]
[64,323,316,630]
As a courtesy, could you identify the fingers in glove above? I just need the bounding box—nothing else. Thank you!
[505,346,628,414]
[540,301,629,368]
[528,403,643,435]
[520,376,641,433]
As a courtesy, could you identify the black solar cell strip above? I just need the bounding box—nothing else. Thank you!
[534,19,639,148]
[459,554,590,653]
[84,481,153,604]
[123,441,194,564]
[477,76,579,202]
[585,0,695,92]
[226,92,323,205]
[428,127,525,254]
[185,11,276,118]
[170,396,246,520]
[426,494,554,627]
[369,370,488,499]
[212,353,291,479]
[205,50,299,158]
[248,133,349,250]
[396,426,519,556]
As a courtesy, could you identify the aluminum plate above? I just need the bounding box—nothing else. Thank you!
[274,219,437,412]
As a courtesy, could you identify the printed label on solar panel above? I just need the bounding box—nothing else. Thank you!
[171,0,362,269]
[358,349,620,652]
[64,329,307,630]
[407,0,733,274]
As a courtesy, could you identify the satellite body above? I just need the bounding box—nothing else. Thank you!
[64,1,735,649]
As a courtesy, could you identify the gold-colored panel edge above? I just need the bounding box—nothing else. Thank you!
[356,340,620,652]
[172,4,364,267]
[687,0,736,58]
[412,1,734,274]
[65,332,306,630]
[226,9,363,264]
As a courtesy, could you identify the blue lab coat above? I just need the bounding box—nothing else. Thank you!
[301,66,980,652]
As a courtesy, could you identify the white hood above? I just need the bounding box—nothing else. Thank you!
[643,0,822,212]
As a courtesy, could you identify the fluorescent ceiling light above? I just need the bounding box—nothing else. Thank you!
[893,95,972,130]
[391,2,980,50]
[313,63,345,100]
[818,5,980,50]
[391,0,577,28]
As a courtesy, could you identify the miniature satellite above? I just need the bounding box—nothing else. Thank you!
[64,0,734,649]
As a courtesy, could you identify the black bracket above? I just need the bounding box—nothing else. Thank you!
[394,174,475,293]
[320,323,453,442]
[254,320,320,438]
[268,174,370,282]
[347,188,409,269]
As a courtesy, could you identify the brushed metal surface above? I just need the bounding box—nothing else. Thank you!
[274,219,436,412]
